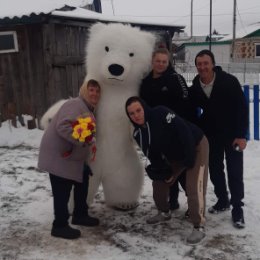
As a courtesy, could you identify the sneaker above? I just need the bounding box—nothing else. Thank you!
[232,207,245,229]
[146,211,171,224]
[72,215,100,227]
[208,200,230,214]
[51,225,81,239]
[186,226,206,245]
[169,200,180,211]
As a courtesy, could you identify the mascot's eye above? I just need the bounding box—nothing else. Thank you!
[105,46,109,52]
[129,53,134,57]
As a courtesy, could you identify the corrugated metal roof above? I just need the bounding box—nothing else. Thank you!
[0,0,92,20]
[52,8,185,29]
[0,0,184,29]
[219,22,260,41]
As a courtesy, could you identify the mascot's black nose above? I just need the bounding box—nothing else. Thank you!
[108,64,124,76]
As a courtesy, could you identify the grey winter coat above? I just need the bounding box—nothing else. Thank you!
[38,97,95,182]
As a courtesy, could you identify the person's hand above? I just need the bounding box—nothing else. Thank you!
[164,175,175,185]
[90,143,97,161]
[232,138,247,151]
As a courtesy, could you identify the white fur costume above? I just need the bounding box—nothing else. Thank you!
[41,23,156,209]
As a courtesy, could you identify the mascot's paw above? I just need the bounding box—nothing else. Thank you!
[113,202,139,211]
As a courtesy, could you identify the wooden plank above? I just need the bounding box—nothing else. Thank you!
[0,74,3,124]
[80,27,89,75]
[43,23,56,107]
[52,55,84,66]
[32,24,46,117]
[18,27,31,116]
[66,26,76,98]
[42,23,53,107]
[26,24,46,118]
[53,24,70,100]
[50,18,94,29]
[70,26,80,97]
[56,24,67,56]
[78,27,88,94]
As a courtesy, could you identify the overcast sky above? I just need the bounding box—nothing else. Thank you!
[101,0,260,36]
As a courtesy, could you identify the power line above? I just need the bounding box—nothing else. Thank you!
[238,4,260,11]
[236,2,247,34]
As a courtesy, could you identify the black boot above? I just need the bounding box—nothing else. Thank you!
[72,215,100,227]
[208,199,230,214]
[51,225,81,239]
[169,200,180,211]
[232,207,245,229]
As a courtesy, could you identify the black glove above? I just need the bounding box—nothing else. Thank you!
[145,163,172,181]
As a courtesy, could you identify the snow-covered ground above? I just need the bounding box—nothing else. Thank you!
[0,117,260,260]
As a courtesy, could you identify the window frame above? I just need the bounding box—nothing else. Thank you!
[255,43,260,58]
[0,31,19,54]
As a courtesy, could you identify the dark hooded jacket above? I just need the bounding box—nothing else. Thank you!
[189,69,248,140]
[140,65,197,123]
[126,99,204,170]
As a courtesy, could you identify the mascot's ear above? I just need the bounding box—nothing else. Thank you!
[89,22,107,36]
[145,33,157,48]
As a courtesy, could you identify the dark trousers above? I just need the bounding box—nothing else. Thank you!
[49,166,90,227]
[208,137,244,208]
[169,172,186,206]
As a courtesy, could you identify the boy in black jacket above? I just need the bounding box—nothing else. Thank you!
[140,48,197,211]
[125,96,209,245]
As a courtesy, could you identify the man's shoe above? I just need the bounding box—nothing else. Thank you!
[72,215,100,227]
[186,226,206,245]
[146,211,171,224]
[51,225,81,239]
[232,207,245,229]
[169,200,180,211]
[208,200,230,214]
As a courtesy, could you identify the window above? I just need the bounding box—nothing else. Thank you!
[0,31,18,54]
[255,43,260,58]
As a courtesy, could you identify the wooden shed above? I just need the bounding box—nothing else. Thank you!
[0,6,99,124]
[0,3,184,125]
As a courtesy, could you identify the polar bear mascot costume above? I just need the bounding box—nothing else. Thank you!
[41,22,156,210]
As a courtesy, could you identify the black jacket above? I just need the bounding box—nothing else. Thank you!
[130,104,204,169]
[140,65,197,123]
[189,70,248,140]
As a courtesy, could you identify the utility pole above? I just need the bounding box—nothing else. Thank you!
[209,0,212,51]
[111,0,115,15]
[231,0,237,59]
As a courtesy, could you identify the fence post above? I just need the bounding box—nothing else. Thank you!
[243,85,250,140]
[254,85,259,140]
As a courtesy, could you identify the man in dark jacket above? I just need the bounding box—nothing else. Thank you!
[189,49,248,229]
[140,48,197,211]
[125,96,209,245]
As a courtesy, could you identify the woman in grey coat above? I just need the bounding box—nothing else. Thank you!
[38,79,101,239]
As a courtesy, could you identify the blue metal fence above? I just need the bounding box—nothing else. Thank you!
[243,85,259,140]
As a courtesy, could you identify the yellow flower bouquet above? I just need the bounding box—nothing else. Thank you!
[70,116,97,161]
[71,116,96,144]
